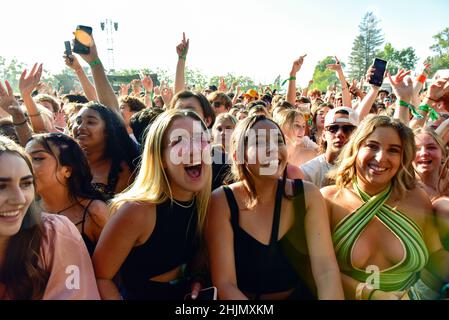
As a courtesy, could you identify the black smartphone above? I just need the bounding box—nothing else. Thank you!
[64,41,73,63]
[73,25,93,55]
[184,286,217,300]
[369,58,387,87]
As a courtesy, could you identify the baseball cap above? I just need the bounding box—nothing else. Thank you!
[324,106,358,127]
[243,89,259,99]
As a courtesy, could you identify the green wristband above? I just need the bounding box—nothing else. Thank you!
[419,104,439,121]
[281,76,296,86]
[89,59,102,67]
[399,100,423,119]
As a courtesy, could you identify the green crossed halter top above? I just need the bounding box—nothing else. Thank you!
[332,183,429,292]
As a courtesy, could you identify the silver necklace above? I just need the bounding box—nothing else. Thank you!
[172,198,195,209]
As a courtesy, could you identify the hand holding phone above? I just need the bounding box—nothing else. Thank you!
[369,58,387,87]
[184,286,217,300]
[73,25,93,55]
[64,41,73,63]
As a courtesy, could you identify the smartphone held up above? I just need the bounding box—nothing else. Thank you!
[72,25,93,55]
[369,58,388,87]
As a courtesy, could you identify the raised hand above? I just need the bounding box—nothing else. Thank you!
[19,63,43,95]
[365,65,379,88]
[141,74,154,93]
[387,69,413,102]
[160,81,173,106]
[0,80,22,116]
[120,83,130,96]
[290,54,307,75]
[427,77,449,101]
[77,35,100,64]
[176,32,190,59]
[154,86,161,96]
[64,53,82,72]
[326,56,343,72]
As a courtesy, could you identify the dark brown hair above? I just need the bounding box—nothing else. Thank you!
[0,136,49,299]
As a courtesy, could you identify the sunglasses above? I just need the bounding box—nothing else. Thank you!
[212,101,223,108]
[326,124,356,134]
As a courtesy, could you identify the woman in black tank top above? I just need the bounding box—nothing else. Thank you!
[93,110,212,300]
[205,115,344,300]
[25,133,108,256]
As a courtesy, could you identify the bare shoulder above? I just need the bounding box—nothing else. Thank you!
[111,201,156,230]
[320,185,340,199]
[86,200,109,223]
[287,164,304,179]
[433,196,449,218]
[403,187,433,210]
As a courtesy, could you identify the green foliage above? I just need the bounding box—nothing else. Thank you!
[311,56,340,92]
[0,57,26,93]
[426,27,449,76]
[377,43,419,74]
[209,73,255,91]
[349,12,384,80]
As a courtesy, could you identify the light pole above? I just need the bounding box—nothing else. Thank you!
[100,19,118,72]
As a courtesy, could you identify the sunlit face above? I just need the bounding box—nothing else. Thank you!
[356,127,402,189]
[285,115,306,145]
[72,107,107,150]
[162,117,211,199]
[0,153,35,239]
[316,106,330,130]
[324,119,356,154]
[174,97,205,122]
[212,118,235,153]
[119,103,134,127]
[413,133,443,176]
[25,140,69,195]
[245,120,287,179]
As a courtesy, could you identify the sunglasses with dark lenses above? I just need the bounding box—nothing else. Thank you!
[326,124,356,134]
[212,101,223,108]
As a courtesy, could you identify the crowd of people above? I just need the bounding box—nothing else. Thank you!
[1,31,449,300]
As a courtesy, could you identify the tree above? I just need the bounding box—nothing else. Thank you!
[378,43,419,75]
[349,12,384,80]
[310,56,341,92]
[426,27,449,76]
[0,57,26,92]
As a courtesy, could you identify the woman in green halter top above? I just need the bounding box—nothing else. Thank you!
[321,115,449,300]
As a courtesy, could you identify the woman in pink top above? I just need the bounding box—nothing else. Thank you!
[0,135,99,300]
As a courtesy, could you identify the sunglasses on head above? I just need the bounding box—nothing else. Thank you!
[326,124,356,134]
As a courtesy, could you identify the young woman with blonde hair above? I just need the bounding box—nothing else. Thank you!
[93,109,212,300]
[322,115,449,299]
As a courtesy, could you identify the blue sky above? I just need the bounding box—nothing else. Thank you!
[1,0,448,86]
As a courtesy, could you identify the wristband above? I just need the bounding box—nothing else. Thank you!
[13,119,28,126]
[416,74,427,84]
[426,96,439,103]
[281,76,296,86]
[399,100,423,119]
[419,104,439,121]
[28,112,41,117]
[89,59,102,67]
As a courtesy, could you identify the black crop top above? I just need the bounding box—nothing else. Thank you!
[119,198,199,298]
[74,199,96,257]
[223,179,314,299]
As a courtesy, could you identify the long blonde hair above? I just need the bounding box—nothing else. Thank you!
[111,109,212,234]
[330,115,416,198]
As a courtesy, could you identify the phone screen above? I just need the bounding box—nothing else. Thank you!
[370,58,387,87]
[64,41,72,56]
[184,287,217,300]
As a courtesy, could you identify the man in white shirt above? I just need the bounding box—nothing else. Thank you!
[300,106,358,188]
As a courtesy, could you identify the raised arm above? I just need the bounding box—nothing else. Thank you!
[327,57,351,107]
[64,53,98,101]
[18,63,47,133]
[355,65,380,122]
[0,80,33,146]
[205,188,248,300]
[77,34,119,112]
[286,54,306,105]
[389,69,414,125]
[174,32,189,94]
[141,74,154,108]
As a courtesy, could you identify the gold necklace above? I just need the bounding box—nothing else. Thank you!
[171,198,195,209]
